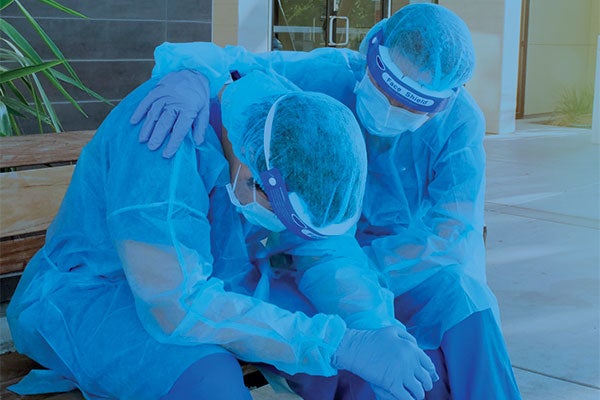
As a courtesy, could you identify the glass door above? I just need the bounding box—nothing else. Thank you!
[329,0,384,49]
[273,0,427,51]
[272,0,329,51]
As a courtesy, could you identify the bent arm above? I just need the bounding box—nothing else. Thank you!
[116,236,345,377]
[366,118,488,297]
[105,92,345,375]
[139,44,363,157]
[273,232,403,331]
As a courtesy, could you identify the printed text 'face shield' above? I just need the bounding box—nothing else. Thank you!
[355,74,429,136]
[366,30,456,114]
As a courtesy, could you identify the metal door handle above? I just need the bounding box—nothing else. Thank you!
[328,15,349,46]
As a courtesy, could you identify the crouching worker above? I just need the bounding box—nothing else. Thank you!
[7,68,437,399]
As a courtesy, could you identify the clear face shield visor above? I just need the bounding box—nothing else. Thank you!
[356,30,458,136]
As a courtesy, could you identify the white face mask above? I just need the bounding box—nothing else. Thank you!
[354,74,430,137]
[226,165,286,232]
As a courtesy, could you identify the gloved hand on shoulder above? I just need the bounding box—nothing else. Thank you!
[130,69,210,158]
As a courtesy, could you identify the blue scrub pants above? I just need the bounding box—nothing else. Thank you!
[258,365,373,400]
[425,309,522,400]
[276,309,521,400]
[162,353,252,400]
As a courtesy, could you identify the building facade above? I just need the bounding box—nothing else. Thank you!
[216,0,599,135]
[2,0,598,134]
[1,0,212,132]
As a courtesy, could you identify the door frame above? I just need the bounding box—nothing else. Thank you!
[516,0,530,119]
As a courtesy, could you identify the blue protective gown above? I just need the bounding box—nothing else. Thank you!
[7,74,400,399]
[150,42,500,349]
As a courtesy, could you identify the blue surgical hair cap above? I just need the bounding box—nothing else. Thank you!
[222,70,367,232]
[360,4,475,91]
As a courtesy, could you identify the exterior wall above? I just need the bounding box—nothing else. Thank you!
[9,0,595,133]
[2,0,212,133]
[439,0,521,134]
[524,0,600,115]
[238,0,271,53]
[586,1,600,85]
[213,0,238,47]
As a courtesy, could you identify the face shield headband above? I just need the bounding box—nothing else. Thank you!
[259,95,339,241]
[366,30,457,114]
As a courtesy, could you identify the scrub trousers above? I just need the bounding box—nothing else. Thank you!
[162,353,252,400]
[63,308,518,400]
[273,309,521,400]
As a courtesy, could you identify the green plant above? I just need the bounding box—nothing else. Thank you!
[550,86,594,128]
[0,0,110,136]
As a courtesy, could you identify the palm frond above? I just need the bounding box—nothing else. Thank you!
[0,1,110,135]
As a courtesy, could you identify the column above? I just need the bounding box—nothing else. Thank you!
[439,0,522,134]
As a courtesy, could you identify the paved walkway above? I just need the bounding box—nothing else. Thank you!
[484,121,600,399]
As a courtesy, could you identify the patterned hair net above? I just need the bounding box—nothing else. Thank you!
[221,70,367,235]
[359,4,475,91]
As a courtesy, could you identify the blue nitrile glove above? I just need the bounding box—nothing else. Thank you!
[332,326,438,400]
[130,70,210,158]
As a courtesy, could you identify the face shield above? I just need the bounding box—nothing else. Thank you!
[356,30,457,136]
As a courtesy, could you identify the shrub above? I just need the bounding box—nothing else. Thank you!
[0,0,109,136]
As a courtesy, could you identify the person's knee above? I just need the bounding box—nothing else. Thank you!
[424,348,450,400]
[163,353,251,400]
[444,309,502,353]
[441,310,521,399]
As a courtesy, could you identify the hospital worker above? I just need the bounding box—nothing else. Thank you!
[130,3,522,399]
[7,68,437,400]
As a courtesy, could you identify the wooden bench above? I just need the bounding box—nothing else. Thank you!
[0,131,272,399]
[0,131,95,282]
[0,131,95,399]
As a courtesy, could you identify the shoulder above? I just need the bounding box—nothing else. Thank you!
[438,89,484,136]
[454,89,485,127]
[419,88,485,152]
[255,49,363,109]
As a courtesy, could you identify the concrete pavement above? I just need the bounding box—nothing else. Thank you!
[484,120,600,399]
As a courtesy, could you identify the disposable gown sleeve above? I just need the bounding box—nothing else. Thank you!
[366,113,488,296]
[255,48,365,108]
[271,232,403,331]
[151,42,364,108]
[104,95,346,376]
[151,42,266,98]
